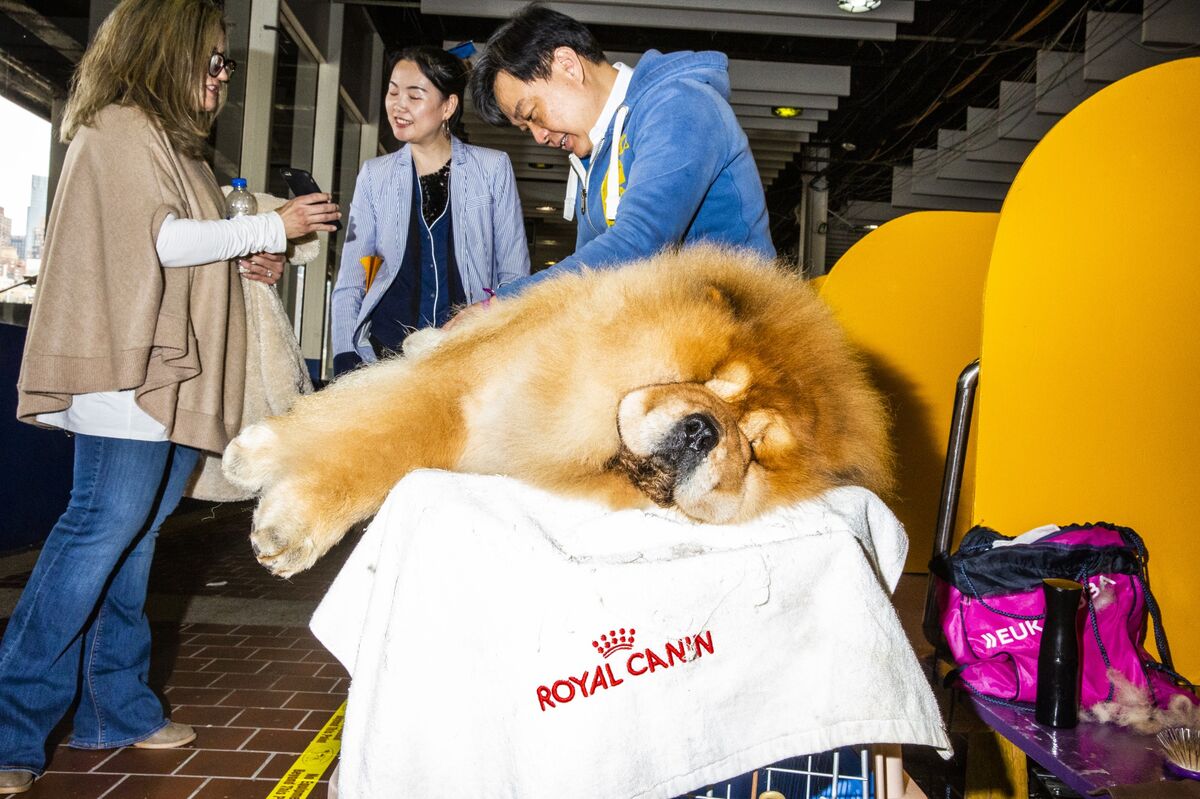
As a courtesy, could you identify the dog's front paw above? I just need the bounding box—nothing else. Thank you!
[250,523,319,578]
[223,423,281,492]
[249,481,343,577]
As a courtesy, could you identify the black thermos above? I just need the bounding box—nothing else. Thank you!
[1035,577,1084,728]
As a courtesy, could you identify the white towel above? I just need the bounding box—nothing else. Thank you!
[310,472,950,799]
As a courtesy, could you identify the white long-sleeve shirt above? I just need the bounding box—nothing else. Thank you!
[37,212,286,441]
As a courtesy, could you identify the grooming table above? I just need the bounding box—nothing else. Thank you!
[311,471,949,799]
[965,694,1177,796]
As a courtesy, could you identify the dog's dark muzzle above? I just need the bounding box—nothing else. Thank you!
[663,413,720,474]
[609,412,721,507]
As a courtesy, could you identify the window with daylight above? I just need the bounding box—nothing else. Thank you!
[0,96,50,321]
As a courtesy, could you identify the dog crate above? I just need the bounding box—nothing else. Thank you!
[674,745,914,799]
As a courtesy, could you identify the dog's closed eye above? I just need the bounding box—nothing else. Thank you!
[739,409,792,462]
[705,361,751,403]
[740,409,773,442]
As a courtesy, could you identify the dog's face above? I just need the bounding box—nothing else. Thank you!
[612,361,797,523]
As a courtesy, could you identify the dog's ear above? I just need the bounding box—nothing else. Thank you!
[702,283,745,319]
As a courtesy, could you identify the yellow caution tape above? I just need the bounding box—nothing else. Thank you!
[266,701,346,799]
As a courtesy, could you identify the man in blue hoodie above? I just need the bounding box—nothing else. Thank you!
[469,4,775,297]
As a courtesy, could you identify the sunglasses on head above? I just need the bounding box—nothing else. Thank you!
[209,50,237,78]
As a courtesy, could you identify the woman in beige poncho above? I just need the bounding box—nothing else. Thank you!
[0,0,339,791]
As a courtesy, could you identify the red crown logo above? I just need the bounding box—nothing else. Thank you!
[593,628,636,658]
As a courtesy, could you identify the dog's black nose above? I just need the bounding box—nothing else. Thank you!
[650,413,722,478]
[680,413,719,455]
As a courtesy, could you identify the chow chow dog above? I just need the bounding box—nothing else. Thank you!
[223,245,893,577]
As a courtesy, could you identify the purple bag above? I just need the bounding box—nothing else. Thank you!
[933,523,1193,709]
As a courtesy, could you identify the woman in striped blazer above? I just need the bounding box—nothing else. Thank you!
[331,46,530,375]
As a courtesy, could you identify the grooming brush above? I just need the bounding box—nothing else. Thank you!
[1158,726,1200,780]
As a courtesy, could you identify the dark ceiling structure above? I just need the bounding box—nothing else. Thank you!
[363,1,1142,257]
[1,0,1175,263]
[0,0,89,116]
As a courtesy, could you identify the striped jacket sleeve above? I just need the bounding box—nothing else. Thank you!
[331,159,379,367]
[490,153,530,289]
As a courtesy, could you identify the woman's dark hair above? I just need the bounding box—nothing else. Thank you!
[388,45,469,136]
[469,3,606,127]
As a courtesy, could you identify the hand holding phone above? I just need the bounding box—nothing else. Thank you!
[279,167,342,232]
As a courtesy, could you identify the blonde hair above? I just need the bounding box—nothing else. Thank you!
[62,0,227,159]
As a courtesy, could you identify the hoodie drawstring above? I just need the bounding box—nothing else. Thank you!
[563,105,629,225]
[564,154,585,223]
[604,106,629,223]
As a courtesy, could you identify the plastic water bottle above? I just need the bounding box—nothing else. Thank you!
[226,177,257,218]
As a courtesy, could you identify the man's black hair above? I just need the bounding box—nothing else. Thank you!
[388,45,470,136]
[469,3,606,127]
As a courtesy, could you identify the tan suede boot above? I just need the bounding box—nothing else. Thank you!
[0,770,34,795]
[132,721,196,749]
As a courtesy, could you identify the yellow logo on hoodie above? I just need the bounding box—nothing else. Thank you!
[600,134,630,227]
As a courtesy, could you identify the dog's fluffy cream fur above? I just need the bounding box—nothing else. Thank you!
[224,246,893,577]
[1083,669,1200,734]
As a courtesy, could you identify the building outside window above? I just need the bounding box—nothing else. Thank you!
[0,96,50,317]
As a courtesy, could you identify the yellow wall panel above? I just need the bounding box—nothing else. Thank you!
[976,58,1200,675]
[822,211,997,570]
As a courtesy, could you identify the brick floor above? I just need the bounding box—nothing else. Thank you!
[5,620,347,798]
[0,500,351,799]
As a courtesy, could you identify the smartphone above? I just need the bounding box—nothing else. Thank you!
[280,166,342,231]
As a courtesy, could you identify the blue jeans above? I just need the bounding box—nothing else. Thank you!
[0,434,200,774]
